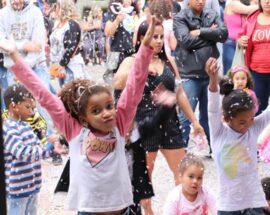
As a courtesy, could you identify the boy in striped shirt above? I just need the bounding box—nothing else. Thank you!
[3,84,66,215]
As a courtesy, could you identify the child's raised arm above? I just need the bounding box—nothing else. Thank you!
[116,16,156,137]
[0,40,82,141]
[205,57,220,92]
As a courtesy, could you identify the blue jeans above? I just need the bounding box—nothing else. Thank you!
[223,38,236,75]
[178,78,210,148]
[0,66,8,109]
[218,207,265,215]
[251,71,270,115]
[7,193,38,215]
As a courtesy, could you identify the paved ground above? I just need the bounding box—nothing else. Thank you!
[37,64,270,215]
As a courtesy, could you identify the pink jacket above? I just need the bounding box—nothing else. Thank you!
[238,9,261,68]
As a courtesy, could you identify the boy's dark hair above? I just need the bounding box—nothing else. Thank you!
[4,84,34,108]
[179,153,204,174]
[262,177,270,200]
[220,79,255,118]
[58,79,112,124]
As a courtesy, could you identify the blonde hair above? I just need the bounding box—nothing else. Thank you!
[57,0,79,21]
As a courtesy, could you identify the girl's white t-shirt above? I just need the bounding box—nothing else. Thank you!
[66,127,133,212]
[208,90,269,211]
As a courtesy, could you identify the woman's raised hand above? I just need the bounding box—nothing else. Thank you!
[142,15,157,47]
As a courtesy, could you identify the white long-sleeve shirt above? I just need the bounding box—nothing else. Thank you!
[208,89,269,211]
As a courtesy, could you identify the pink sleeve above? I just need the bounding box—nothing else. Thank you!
[116,45,153,136]
[11,60,82,141]
[203,187,217,215]
[163,186,181,215]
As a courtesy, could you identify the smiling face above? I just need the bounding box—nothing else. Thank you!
[149,25,164,55]
[225,109,255,134]
[180,164,204,201]
[232,71,248,90]
[82,92,116,134]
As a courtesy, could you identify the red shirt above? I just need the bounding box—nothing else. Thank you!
[250,22,270,73]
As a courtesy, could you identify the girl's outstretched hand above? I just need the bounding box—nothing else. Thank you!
[142,15,156,47]
[0,38,17,55]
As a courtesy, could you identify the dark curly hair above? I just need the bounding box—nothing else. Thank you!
[4,84,34,108]
[58,79,112,124]
[220,80,255,118]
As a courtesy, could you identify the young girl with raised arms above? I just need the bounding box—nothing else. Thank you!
[206,57,270,214]
[163,154,216,215]
[0,16,157,215]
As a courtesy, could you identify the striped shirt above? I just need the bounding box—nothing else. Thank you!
[3,118,54,198]
[2,109,48,145]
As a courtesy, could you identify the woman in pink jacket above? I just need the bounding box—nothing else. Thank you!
[238,0,270,114]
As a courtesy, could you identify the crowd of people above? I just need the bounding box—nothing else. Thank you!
[1,0,270,214]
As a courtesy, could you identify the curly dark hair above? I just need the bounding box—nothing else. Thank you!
[4,84,34,108]
[221,87,255,118]
[58,79,112,124]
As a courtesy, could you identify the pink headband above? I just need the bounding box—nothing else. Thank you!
[231,66,249,74]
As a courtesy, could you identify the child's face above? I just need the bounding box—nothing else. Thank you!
[232,71,248,90]
[180,164,204,201]
[82,92,116,134]
[12,98,34,121]
[225,109,255,134]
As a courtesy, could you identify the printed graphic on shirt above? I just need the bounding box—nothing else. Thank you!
[82,134,116,167]
[252,29,270,42]
[11,22,28,40]
[181,203,208,215]
[219,141,251,179]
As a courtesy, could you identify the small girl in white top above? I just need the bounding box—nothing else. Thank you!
[163,154,216,215]
[205,57,269,214]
